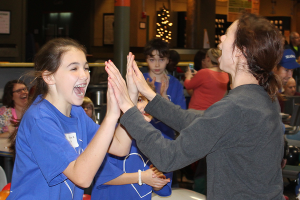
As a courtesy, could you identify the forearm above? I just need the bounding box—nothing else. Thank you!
[64,116,118,188]
[104,172,138,185]
[145,95,201,132]
[108,123,132,156]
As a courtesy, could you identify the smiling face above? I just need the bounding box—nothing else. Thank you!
[218,20,239,74]
[49,47,90,108]
[12,83,28,108]
[137,93,152,122]
[147,50,169,78]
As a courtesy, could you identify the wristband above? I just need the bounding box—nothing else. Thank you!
[138,169,142,186]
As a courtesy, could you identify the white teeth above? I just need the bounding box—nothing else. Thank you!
[75,84,86,88]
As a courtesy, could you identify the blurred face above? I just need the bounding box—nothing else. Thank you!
[51,48,90,107]
[137,93,152,122]
[12,83,28,108]
[284,78,297,96]
[275,66,293,85]
[202,54,211,68]
[218,20,239,74]
[82,103,93,118]
[146,50,169,77]
[291,33,300,46]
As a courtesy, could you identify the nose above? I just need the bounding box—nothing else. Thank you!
[79,68,89,80]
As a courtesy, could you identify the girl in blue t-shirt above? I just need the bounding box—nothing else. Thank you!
[7,38,132,200]
[91,55,172,199]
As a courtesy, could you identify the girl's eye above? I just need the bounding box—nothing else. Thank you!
[85,67,90,71]
[71,67,78,71]
[160,59,164,62]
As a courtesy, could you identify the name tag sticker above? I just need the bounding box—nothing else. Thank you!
[65,132,79,148]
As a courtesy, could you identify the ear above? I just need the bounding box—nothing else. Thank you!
[235,47,244,57]
[42,70,55,85]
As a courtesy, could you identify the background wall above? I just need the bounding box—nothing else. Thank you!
[0,0,26,62]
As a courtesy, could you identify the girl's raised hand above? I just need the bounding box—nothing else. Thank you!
[129,59,157,101]
[105,60,134,113]
[126,52,138,104]
[106,80,120,119]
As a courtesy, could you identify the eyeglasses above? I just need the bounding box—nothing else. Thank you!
[12,87,28,94]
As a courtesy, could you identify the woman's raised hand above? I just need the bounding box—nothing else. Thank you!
[105,60,134,113]
[126,52,138,104]
[128,58,157,101]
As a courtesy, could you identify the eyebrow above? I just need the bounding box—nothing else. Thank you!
[67,62,89,67]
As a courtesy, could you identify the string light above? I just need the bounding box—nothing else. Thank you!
[156,5,172,42]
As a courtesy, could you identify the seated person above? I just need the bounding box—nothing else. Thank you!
[0,80,28,138]
[273,49,300,88]
[283,77,300,97]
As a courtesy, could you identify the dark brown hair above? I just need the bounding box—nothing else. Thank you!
[144,38,170,58]
[234,12,283,100]
[2,80,27,108]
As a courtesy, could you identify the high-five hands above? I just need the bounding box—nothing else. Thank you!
[126,52,139,105]
[105,60,134,113]
[105,52,157,114]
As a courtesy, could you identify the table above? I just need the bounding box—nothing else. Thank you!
[0,138,13,183]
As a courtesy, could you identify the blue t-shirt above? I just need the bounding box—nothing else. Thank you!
[7,95,99,200]
[92,139,173,200]
[143,73,186,139]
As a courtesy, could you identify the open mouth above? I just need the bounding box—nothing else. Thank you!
[74,83,87,97]
[20,94,28,100]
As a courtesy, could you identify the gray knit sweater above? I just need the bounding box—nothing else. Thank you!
[120,84,284,200]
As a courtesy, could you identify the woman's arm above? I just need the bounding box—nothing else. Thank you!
[120,96,241,172]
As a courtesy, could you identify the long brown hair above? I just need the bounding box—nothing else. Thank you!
[234,12,283,100]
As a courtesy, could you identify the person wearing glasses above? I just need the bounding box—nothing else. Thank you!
[0,80,28,138]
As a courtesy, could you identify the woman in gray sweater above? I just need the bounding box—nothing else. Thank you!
[105,12,285,200]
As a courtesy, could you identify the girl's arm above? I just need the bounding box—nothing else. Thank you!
[63,81,121,188]
[104,168,170,189]
[107,53,138,156]
[108,123,131,156]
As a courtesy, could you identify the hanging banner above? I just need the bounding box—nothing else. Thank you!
[227,0,260,22]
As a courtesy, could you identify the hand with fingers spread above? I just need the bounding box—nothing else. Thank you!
[160,74,169,100]
[105,60,134,113]
[126,52,139,105]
